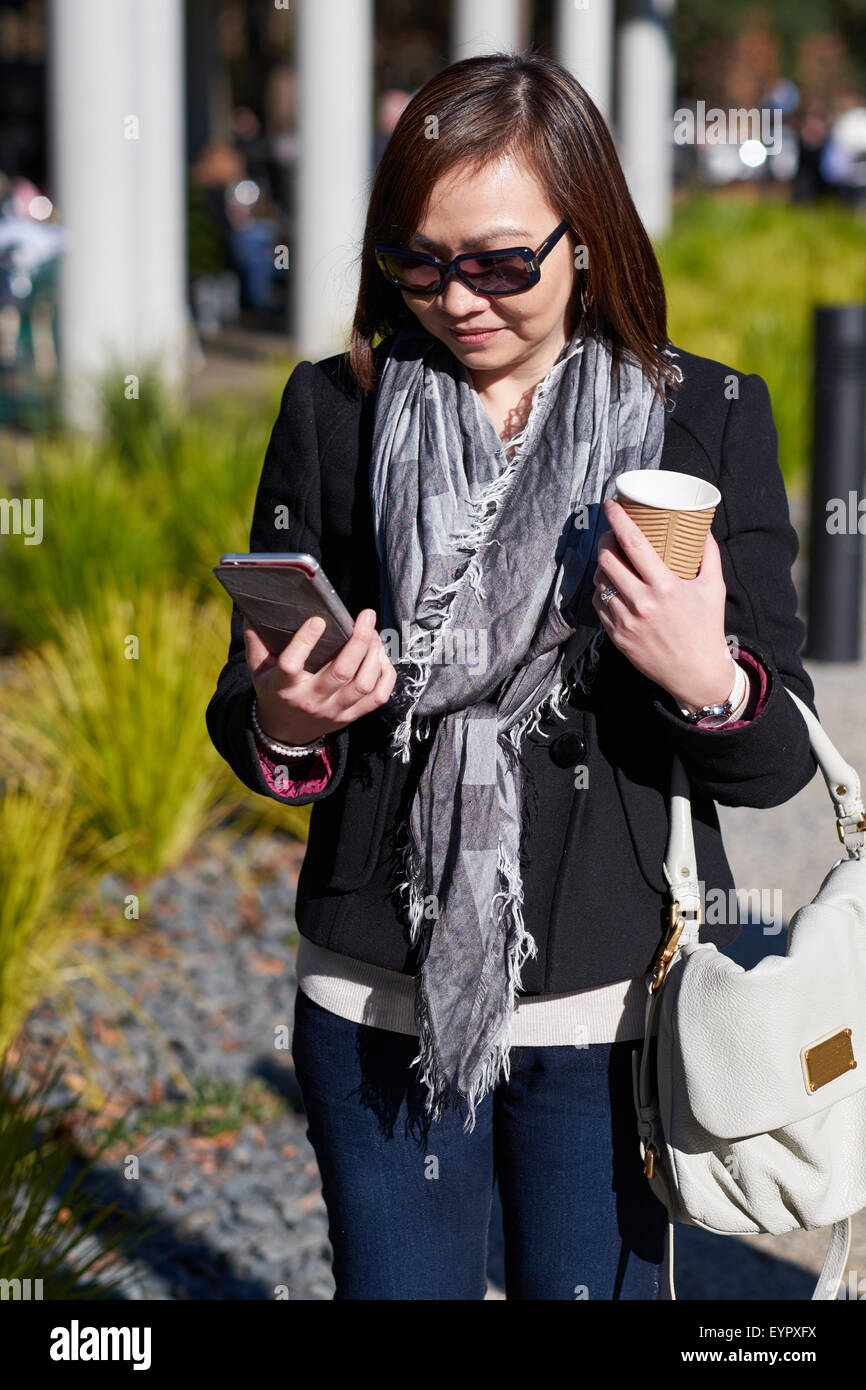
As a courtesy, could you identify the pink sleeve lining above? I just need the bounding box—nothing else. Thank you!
[256,734,334,797]
[695,648,769,731]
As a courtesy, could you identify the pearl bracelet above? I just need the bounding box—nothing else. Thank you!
[251,697,326,758]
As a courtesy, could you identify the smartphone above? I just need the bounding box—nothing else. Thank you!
[213,553,356,673]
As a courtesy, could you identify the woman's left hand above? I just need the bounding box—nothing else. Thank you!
[591,497,737,713]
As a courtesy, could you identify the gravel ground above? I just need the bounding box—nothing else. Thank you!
[11,495,866,1302]
[15,834,342,1302]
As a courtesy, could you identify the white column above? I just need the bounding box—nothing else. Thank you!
[554,0,614,126]
[49,0,187,431]
[295,0,373,362]
[452,0,525,60]
[617,0,676,240]
[136,1,187,395]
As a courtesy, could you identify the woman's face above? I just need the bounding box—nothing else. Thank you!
[399,155,579,380]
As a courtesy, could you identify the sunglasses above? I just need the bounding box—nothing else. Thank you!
[374,221,572,297]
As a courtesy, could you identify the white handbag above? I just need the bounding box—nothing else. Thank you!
[633,686,866,1301]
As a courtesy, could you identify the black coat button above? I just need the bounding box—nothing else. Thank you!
[550,732,587,767]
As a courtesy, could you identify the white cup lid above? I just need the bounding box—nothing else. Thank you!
[614,468,720,510]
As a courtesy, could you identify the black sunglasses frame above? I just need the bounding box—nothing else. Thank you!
[374,220,572,298]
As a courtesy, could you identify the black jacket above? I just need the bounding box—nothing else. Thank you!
[206,342,819,994]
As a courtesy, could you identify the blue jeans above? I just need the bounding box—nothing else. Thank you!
[291,986,666,1300]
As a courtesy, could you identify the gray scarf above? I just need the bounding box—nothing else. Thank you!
[370,317,671,1132]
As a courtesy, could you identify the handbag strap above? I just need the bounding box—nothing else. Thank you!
[662,1216,852,1301]
[662,686,866,941]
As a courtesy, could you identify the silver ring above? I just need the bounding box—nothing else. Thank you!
[600,584,619,606]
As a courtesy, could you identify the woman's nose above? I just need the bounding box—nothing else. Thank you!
[438,276,491,317]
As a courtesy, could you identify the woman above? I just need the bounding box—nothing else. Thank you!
[207,52,819,1301]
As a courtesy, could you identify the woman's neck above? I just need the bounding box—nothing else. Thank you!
[468,324,570,401]
[470,307,580,443]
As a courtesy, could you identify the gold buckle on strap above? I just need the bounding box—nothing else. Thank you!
[649,901,701,993]
[643,1143,659,1179]
[836,811,866,846]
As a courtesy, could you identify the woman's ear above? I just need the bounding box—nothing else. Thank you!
[562,233,586,327]
[566,273,584,336]
[578,269,594,327]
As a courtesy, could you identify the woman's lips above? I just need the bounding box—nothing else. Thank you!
[449,326,502,345]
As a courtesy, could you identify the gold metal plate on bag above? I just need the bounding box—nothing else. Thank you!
[802,1029,856,1093]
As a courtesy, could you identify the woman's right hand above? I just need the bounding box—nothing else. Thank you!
[245,608,398,747]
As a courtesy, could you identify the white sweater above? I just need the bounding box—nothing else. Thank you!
[296,934,649,1044]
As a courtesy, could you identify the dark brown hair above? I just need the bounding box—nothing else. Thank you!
[349,50,678,401]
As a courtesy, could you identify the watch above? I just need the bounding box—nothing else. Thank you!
[679,697,734,726]
[677,659,746,727]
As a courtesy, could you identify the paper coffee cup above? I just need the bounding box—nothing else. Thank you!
[613,470,721,580]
